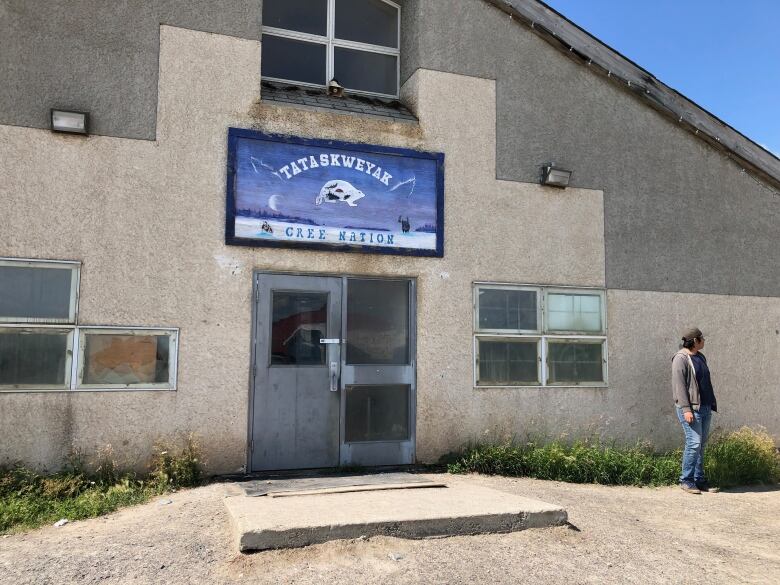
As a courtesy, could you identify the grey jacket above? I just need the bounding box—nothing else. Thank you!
[671,350,717,413]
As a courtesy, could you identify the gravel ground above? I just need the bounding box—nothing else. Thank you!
[1,474,778,585]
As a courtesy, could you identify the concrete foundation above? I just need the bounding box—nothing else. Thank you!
[223,475,567,552]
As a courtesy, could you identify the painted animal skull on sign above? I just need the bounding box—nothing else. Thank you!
[316,180,365,207]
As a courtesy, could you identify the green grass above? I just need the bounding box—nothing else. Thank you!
[704,427,780,487]
[447,427,780,488]
[0,436,203,535]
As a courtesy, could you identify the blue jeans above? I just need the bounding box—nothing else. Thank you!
[676,404,712,485]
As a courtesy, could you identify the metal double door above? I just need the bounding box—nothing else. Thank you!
[250,273,415,471]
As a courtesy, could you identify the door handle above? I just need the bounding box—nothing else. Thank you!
[330,361,339,392]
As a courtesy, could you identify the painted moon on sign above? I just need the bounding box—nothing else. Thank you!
[268,194,282,211]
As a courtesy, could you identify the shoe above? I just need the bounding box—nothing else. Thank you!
[696,481,714,492]
[680,483,701,494]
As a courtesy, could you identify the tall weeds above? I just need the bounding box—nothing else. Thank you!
[447,427,779,488]
[704,427,780,487]
[0,435,203,534]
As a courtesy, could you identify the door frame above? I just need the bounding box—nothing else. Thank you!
[246,270,417,473]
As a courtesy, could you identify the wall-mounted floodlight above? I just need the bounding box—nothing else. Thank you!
[540,164,572,188]
[51,109,89,135]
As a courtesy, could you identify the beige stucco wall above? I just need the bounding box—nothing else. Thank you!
[605,290,780,450]
[1,26,776,472]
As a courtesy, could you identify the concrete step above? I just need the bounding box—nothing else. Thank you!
[224,475,567,552]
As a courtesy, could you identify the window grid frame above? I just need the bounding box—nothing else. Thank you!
[0,258,179,393]
[544,336,609,388]
[474,334,542,387]
[473,283,542,335]
[473,283,608,388]
[0,257,81,324]
[543,287,606,335]
[0,325,75,391]
[261,0,401,99]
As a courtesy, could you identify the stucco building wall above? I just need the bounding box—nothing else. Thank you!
[1,23,777,472]
[0,0,262,140]
[3,0,777,293]
[401,0,780,299]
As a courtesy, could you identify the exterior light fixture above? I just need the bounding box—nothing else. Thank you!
[540,163,572,188]
[327,78,345,98]
[50,109,89,135]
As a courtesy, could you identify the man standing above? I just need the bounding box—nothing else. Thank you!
[671,327,718,494]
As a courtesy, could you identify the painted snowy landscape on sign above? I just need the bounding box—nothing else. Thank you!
[230,133,442,255]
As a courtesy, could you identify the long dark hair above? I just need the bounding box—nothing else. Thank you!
[682,337,697,349]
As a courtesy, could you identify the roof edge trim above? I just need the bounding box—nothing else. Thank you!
[484,0,780,192]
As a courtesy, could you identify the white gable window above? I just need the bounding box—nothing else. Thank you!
[262,0,400,98]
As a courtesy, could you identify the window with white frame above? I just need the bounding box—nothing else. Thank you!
[261,0,400,98]
[0,258,178,392]
[474,284,607,387]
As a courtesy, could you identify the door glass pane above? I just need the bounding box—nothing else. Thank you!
[346,279,408,365]
[335,0,399,48]
[261,35,327,85]
[546,293,603,332]
[271,292,328,365]
[0,329,69,386]
[334,47,397,95]
[548,342,604,383]
[263,0,328,36]
[478,288,537,331]
[0,265,75,322]
[82,333,170,385]
[477,339,538,385]
[346,384,409,442]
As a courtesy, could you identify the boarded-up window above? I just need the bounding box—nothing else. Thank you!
[78,330,176,388]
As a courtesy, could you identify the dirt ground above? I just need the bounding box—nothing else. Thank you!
[1,473,778,585]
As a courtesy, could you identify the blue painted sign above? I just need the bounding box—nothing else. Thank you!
[226,129,444,257]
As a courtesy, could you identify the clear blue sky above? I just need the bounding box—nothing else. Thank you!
[542,0,780,157]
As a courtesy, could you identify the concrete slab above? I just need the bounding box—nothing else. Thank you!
[224,476,567,552]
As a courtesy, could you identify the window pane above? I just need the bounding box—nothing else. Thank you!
[83,334,170,385]
[345,384,409,442]
[271,292,327,365]
[346,279,409,365]
[0,265,74,322]
[477,339,538,385]
[546,293,603,332]
[263,0,327,36]
[261,35,327,85]
[334,47,397,95]
[548,342,604,383]
[478,288,537,330]
[0,329,69,386]
[335,0,399,48]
